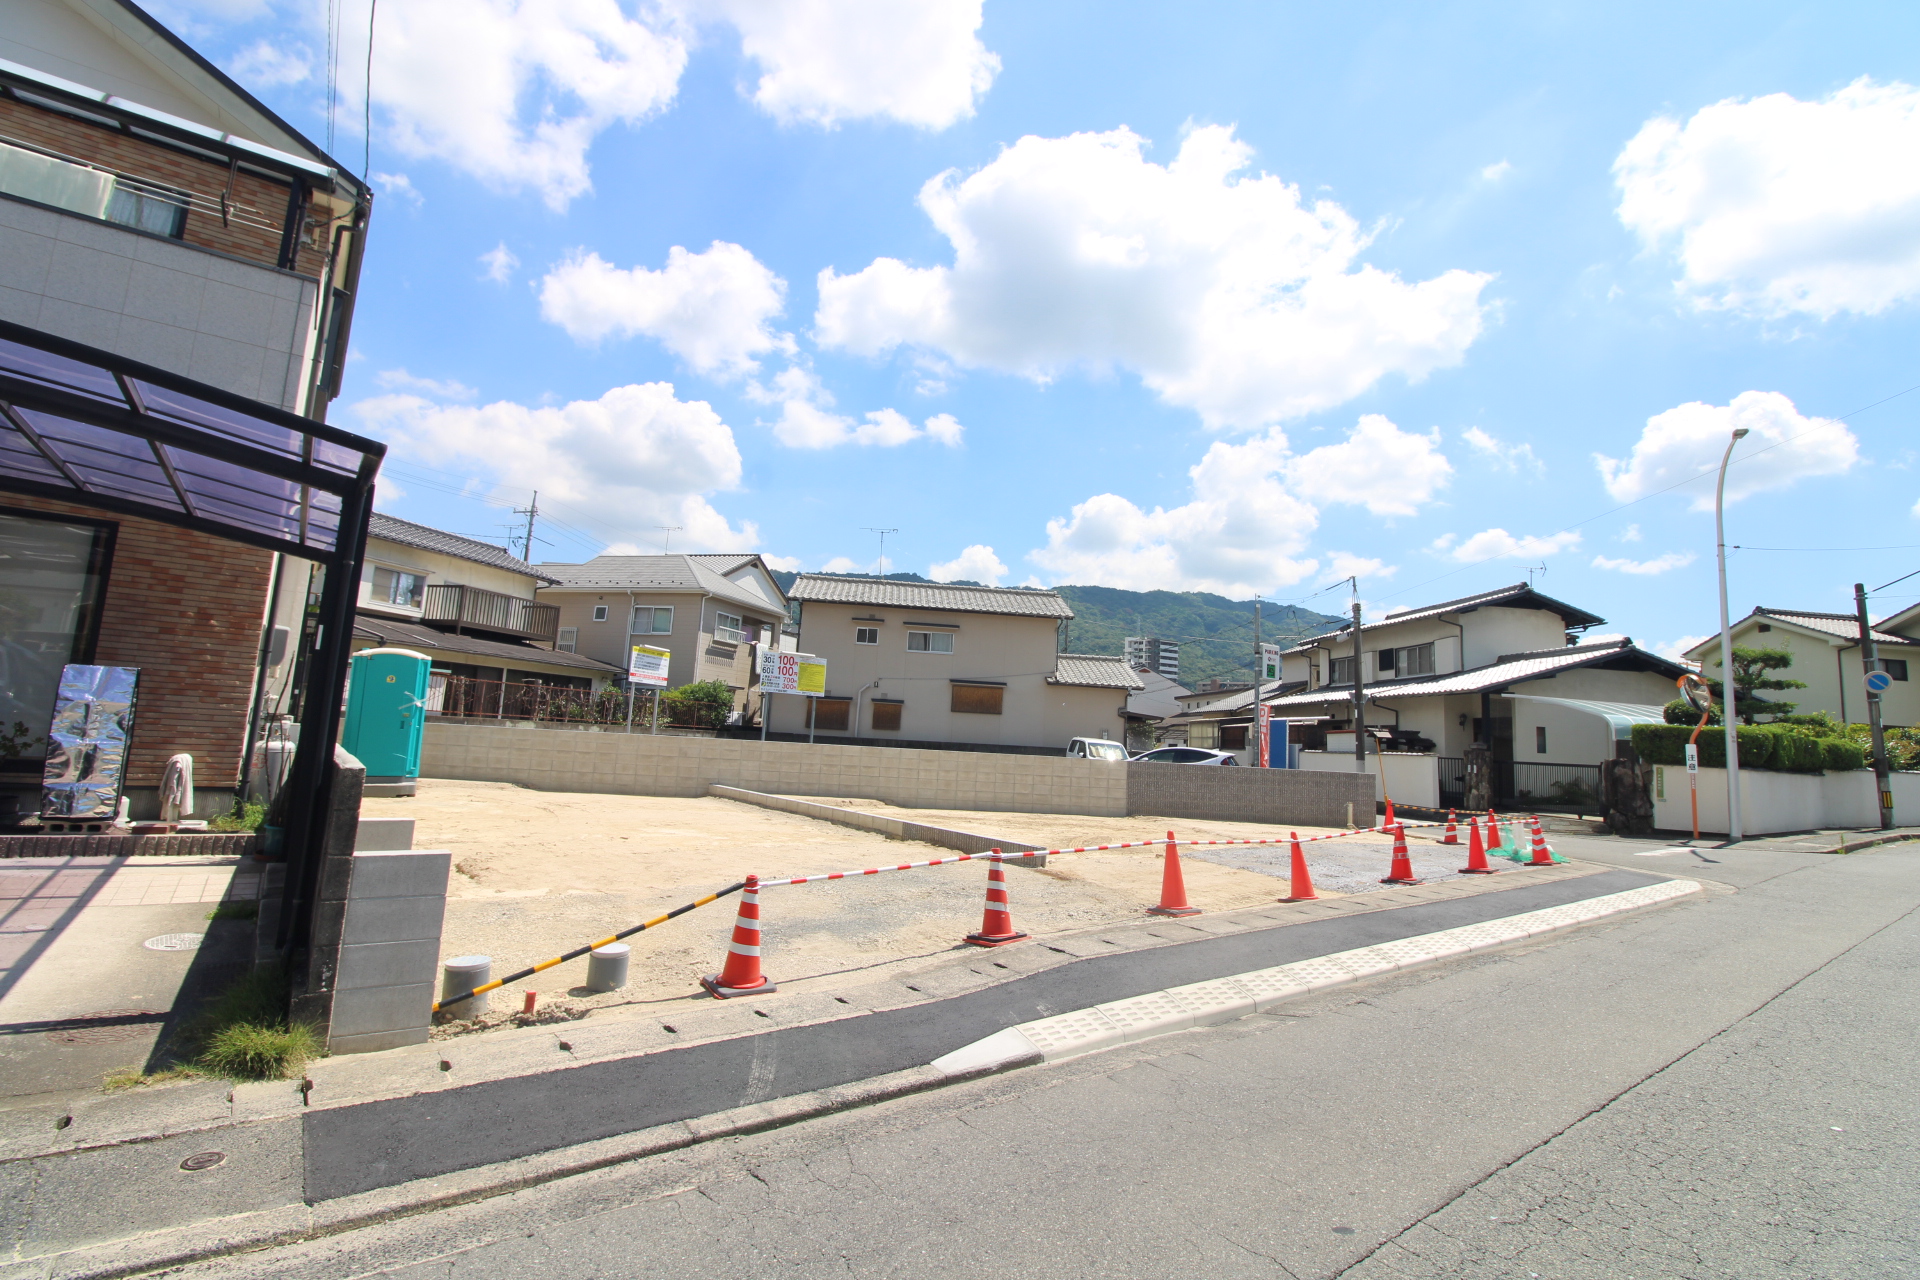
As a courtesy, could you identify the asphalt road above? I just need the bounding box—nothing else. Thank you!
[185,839,1920,1279]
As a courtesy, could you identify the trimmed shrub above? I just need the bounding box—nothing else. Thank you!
[1663,698,1719,726]
[1630,723,1776,768]
[1822,738,1866,771]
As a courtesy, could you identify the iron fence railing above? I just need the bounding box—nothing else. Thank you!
[421,584,560,641]
[1435,756,1601,814]
[426,675,726,728]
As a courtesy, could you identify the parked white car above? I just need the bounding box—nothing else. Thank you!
[1131,746,1240,766]
[1066,737,1130,761]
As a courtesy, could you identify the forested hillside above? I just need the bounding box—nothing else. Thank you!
[768,571,1345,690]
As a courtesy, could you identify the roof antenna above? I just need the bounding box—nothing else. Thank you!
[1526,562,1547,586]
[862,527,899,578]
[651,526,683,554]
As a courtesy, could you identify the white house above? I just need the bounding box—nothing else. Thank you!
[1682,605,1919,728]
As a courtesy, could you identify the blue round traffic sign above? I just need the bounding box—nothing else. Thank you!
[1866,670,1893,693]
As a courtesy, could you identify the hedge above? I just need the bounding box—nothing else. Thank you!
[1629,723,1864,772]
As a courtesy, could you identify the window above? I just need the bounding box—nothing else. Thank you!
[556,627,578,653]
[855,627,879,645]
[1220,725,1249,750]
[950,683,1003,714]
[629,605,673,634]
[871,700,903,731]
[370,566,425,609]
[591,605,609,623]
[714,611,744,644]
[1883,658,1910,681]
[1378,643,1435,676]
[0,509,112,763]
[105,182,187,238]
[908,631,954,654]
[1536,725,1548,754]
[808,698,851,731]
[1329,656,1355,684]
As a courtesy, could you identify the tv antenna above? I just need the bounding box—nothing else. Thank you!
[652,526,683,554]
[862,527,899,577]
[1526,562,1548,586]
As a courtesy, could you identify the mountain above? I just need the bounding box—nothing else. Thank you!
[767,571,1346,690]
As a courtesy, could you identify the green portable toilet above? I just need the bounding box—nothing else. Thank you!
[343,648,431,796]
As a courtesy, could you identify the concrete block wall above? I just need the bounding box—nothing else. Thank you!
[1125,761,1376,830]
[327,849,450,1055]
[424,722,1131,817]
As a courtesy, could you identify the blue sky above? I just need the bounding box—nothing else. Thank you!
[163,0,1920,650]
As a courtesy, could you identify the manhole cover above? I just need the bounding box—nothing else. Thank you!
[180,1151,226,1171]
[46,1010,165,1045]
[143,933,203,952]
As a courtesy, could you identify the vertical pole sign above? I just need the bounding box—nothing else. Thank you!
[628,644,670,736]
[1676,672,1713,841]
[757,648,828,742]
[1257,643,1281,767]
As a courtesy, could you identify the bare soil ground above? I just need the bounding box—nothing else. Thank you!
[359,781,1413,1027]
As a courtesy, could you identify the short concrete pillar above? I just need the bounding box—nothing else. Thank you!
[585,943,629,992]
[440,955,491,1020]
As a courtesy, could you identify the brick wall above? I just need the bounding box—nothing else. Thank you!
[0,96,327,277]
[4,494,272,787]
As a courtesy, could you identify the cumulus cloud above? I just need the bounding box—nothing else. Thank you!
[1461,426,1542,474]
[1616,78,1920,317]
[372,172,422,207]
[706,0,998,129]
[375,368,476,400]
[479,242,519,283]
[815,125,1492,429]
[1594,391,1858,510]
[539,242,793,378]
[930,544,1008,586]
[1441,528,1582,562]
[1592,552,1697,575]
[751,366,962,449]
[229,39,311,87]
[819,555,862,573]
[1325,552,1394,582]
[1654,635,1712,664]
[353,380,754,550]
[1029,414,1445,596]
[759,553,803,572]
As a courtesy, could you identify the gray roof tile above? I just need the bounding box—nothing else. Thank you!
[1284,583,1605,653]
[369,512,557,584]
[791,575,1074,619]
[538,554,784,617]
[1049,654,1146,689]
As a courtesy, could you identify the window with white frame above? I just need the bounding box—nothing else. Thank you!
[907,631,954,654]
[556,627,578,653]
[714,611,744,644]
[1329,656,1354,684]
[855,626,879,645]
[591,605,608,622]
[630,605,673,634]
[1377,642,1435,677]
[370,566,425,609]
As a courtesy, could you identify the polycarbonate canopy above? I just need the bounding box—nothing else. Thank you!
[0,319,382,559]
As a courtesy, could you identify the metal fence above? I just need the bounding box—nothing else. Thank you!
[1435,756,1602,814]
[426,676,727,728]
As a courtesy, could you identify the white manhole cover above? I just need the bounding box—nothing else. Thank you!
[143,933,204,952]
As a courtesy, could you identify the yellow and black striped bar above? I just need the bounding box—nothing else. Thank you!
[432,880,748,1014]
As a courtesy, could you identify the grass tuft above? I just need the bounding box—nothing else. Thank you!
[197,1022,321,1080]
[206,899,259,921]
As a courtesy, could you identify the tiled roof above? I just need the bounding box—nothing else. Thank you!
[351,612,623,675]
[790,575,1074,619]
[368,512,557,584]
[538,554,784,617]
[1048,654,1146,689]
[1712,608,1910,647]
[1263,638,1686,709]
[1283,583,1605,653]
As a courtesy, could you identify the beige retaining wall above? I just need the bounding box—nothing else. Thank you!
[423,722,1130,817]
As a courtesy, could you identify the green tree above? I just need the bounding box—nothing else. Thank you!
[1701,646,1807,723]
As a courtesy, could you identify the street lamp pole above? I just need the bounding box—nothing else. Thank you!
[1715,427,1749,842]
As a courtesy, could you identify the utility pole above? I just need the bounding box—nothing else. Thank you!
[862,527,898,577]
[1855,582,1894,830]
[511,491,539,562]
[1714,427,1749,840]
[1349,579,1366,774]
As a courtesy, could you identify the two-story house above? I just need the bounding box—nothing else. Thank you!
[1682,606,1919,728]
[537,553,791,717]
[774,575,1141,748]
[348,515,625,714]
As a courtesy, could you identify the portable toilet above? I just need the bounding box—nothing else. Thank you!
[342,648,431,796]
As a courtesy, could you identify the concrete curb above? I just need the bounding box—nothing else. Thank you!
[1825,830,1920,855]
[931,878,1704,1074]
[708,785,1047,866]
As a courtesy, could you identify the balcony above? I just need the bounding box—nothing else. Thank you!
[422,584,560,643]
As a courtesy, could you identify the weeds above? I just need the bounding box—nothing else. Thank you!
[181,965,319,1082]
[206,900,259,921]
[102,1065,202,1091]
[209,801,267,833]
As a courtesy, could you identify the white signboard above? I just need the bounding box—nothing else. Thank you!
[628,644,670,688]
[1684,742,1699,774]
[1259,643,1281,682]
[757,647,827,697]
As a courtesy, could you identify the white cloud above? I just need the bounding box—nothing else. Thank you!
[1324,552,1393,582]
[1616,78,1920,317]
[924,413,964,446]
[1654,635,1712,664]
[707,0,998,129]
[479,242,519,283]
[1285,415,1452,515]
[759,553,803,572]
[1461,425,1542,474]
[815,125,1492,430]
[229,39,311,87]
[375,368,475,400]
[819,555,861,573]
[353,381,754,550]
[1480,160,1512,183]
[539,242,792,378]
[1620,523,1643,543]
[372,172,422,208]
[1592,551,1697,575]
[752,366,962,448]
[1594,390,1859,510]
[1442,528,1582,562]
[930,544,1008,586]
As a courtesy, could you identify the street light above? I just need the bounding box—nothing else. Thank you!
[1715,426,1749,841]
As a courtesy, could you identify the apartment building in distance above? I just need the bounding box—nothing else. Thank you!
[1124,634,1181,679]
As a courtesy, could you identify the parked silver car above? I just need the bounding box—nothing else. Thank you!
[1130,746,1240,765]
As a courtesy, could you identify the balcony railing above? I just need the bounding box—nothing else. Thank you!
[421,584,560,642]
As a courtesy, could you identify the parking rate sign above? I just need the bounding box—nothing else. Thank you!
[628,644,670,687]
[758,648,827,696]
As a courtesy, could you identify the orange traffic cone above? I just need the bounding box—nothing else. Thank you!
[1443,810,1459,845]
[965,853,1030,947]
[1381,822,1421,885]
[702,875,777,998]
[1383,796,1397,829]
[1527,817,1556,866]
[1149,830,1202,917]
[1485,810,1503,852]
[1460,816,1496,874]
[1281,831,1318,901]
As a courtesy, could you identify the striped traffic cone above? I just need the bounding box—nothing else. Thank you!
[1381,822,1422,885]
[1383,796,1397,829]
[1527,817,1556,866]
[1485,810,1503,853]
[965,854,1029,947]
[1443,809,1459,845]
[1281,831,1319,901]
[1460,816,1496,874]
[701,875,777,998]
[1148,830,1202,917]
